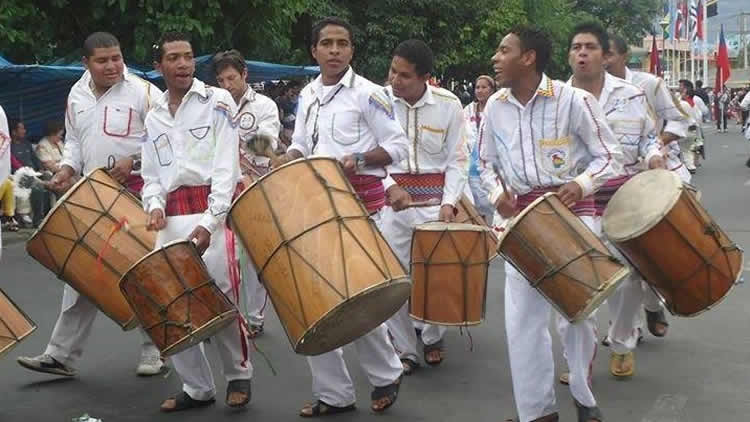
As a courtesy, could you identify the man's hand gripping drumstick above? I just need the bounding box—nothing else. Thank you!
[494,172,518,219]
[249,134,285,168]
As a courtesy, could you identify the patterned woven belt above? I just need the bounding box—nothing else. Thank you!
[390,173,445,202]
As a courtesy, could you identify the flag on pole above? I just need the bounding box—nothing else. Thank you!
[695,0,704,40]
[706,0,718,18]
[682,1,689,39]
[689,0,699,41]
[650,34,661,76]
[714,24,731,92]
[662,1,672,39]
[675,1,684,40]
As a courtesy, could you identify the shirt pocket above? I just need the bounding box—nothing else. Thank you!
[539,136,571,176]
[419,125,446,155]
[331,111,361,145]
[103,105,134,137]
[153,134,173,167]
[609,119,642,146]
[187,125,214,162]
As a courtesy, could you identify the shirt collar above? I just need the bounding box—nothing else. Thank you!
[498,73,554,105]
[155,78,206,111]
[238,85,257,107]
[392,84,434,109]
[624,68,634,83]
[312,66,356,99]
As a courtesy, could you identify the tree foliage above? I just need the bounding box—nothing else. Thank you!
[0,0,662,81]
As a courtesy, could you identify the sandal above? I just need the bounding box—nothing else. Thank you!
[247,323,264,339]
[505,413,559,422]
[424,339,444,366]
[226,379,251,408]
[299,400,355,417]
[401,358,419,375]
[371,377,401,413]
[160,391,215,413]
[574,400,603,422]
[645,309,669,337]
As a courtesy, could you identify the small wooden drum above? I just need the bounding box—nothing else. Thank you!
[498,193,629,322]
[229,157,410,356]
[119,240,239,356]
[0,288,36,359]
[454,194,499,261]
[26,168,155,330]
[410,222,491,325]
[603,169,743,316]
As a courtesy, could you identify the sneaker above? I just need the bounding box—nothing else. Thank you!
[18,214,33,228]
[136,347,164,376]
[17,354,76,377]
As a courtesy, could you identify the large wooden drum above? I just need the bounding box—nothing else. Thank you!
[410,222,491,325]
[603,169,743,316]
[119,241,239,356]
[229,157,410,355]
[0,288,36,359]
[26,168,155,330]
[453,194,499,261]
[498,193,629,322]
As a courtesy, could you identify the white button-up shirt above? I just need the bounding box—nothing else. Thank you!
[288,67,408,177]
[568,72,659,176]
[383,84,469,206]
[236,86,281,170]
[0,106,9,181]
[479,74,623,204]
[61,68,161,175]
[141,79,240,234]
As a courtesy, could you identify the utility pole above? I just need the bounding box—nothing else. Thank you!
[740,12,749,69]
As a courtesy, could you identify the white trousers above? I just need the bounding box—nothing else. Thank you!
[305,211,403,407]
[506,215,598,422]
[240,255,267,326]
[44,284,157,368]
[379,205,447,362]
[157,214,252,401]
[469,176,494,224]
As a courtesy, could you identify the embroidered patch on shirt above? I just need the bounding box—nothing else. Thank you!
[538,136,571,147]
[547,149,568,169]
[368,91,394,120]
[237,112,256,130]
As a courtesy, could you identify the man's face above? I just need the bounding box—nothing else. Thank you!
[11,123,26,141]
[492,33,528,88]
[388,56,428,102]
[83,46,124,89]
[604,40,627,76]
[569,33,605,80]
[216,66,248,102]
[679,82,688,95]
[311,24,354,79]
[155,41,195,92]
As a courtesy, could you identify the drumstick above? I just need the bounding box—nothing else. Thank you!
[407,198,441,208]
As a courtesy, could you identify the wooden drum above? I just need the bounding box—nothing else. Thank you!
[229,157,410,356]
[603,169,743,316]
[453,194,499,261]
[410,222,491,325]
[498,193,629,322]
[26,168,155,330]
[0,288,36,359]
[119,240,239,356]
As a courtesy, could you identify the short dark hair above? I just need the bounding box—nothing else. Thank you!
[83,32,120,58]
[696,80,704,88]
[153,31,192,62]
[213,49,246,75]
[679,79,694,94]
[311,17,354,47]
[393,39,434,76]
[509,25,552,74]
[609,33,629,56]
[8,118,22,132]
[569,22,610,55]
[45,120,64,136]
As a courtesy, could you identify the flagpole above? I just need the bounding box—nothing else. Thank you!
[702,0,708,83]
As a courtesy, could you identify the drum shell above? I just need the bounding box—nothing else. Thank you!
[229,157,410,356]
[453,195,499,261]
[410,223,490,325]
[609,188,742,317]
[119,241,238,356]
[0,288,36,359]
[26,168,155,330]
[498,193,628,322]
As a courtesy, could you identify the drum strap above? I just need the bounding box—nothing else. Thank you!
[390,173,445,203]
[224,225,249,367]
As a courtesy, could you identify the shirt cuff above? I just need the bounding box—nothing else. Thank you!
[441,191,460,207]
[488,185,505,206]
[60,159,81,175]
[380,144,403,166]
[383,175,397,191]
[573,173,594,198]
[198,213,220,235]
[146,196,165,214]
[644,148,663,164]
[287,144,306,158]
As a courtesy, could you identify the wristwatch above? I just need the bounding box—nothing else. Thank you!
[130,154,142,171]
[353,152,366,170]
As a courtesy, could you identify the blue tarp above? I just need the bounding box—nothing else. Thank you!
[0,55,318,138]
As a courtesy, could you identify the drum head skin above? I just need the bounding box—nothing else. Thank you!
[415,222,489,232]
[603,170,683,241]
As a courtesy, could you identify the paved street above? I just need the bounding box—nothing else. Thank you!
[1,124,749,422]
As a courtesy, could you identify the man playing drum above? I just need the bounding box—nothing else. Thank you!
[480,25,623,422]
[566,22,662,380]
[17,32,165,378]
[275,16,408,418]
[213,49,281,339]
[605,33,690,340]
[142,32,252,412]
[379,39,469,373]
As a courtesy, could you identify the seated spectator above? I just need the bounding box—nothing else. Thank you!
[9,119,51,228]
[36,120,65,173]
[0,178,18,232]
